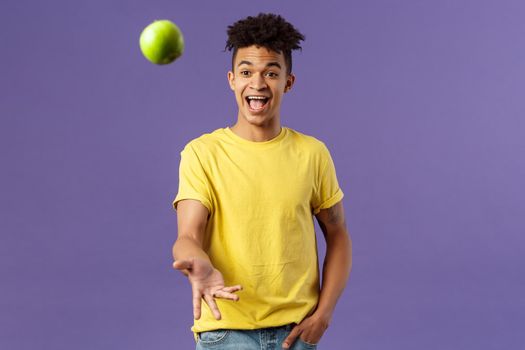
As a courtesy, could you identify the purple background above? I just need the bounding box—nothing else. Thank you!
[1,0,524,349]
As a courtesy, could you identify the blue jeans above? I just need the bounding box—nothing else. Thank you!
[195,323,318,350]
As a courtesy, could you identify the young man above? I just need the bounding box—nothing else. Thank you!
[172,13,352,349]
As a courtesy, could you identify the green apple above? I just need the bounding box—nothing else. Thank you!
[139,20,184,65]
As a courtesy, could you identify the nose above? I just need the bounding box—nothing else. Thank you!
[249,73,267,90]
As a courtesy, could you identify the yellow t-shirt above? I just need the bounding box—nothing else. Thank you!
[173,126,344,335]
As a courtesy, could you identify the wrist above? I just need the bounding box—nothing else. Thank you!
[312,307,333,325]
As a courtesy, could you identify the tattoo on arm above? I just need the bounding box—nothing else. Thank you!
[327,203,345,226]
[316,202,346,235]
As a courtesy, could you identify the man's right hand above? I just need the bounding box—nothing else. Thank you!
[173,257,242,320]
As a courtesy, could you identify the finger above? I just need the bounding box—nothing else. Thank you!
[222,285,243,293]
[282,326,301,349]
[203,294,222,320]
[212,289,240,301]
[173,259,192,271]
[300,332,317,345]
[192,289,202,320]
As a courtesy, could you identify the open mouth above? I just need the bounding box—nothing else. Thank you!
[245,95,270,111]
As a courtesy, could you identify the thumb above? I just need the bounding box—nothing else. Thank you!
[173,259,193,271]
[282,326,301,349]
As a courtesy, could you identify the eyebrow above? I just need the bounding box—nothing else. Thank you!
[237,61,282,69]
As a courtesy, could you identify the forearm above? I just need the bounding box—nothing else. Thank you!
[172,236,211,276]
[315,230,352,319]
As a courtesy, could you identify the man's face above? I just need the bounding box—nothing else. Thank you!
[227,45,295,128]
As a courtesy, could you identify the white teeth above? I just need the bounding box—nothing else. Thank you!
[246,96,268,100]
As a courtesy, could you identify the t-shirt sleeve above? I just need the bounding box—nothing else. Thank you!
[172,143,213,214]
[311,143,344,215]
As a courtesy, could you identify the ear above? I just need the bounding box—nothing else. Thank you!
[284,73,296,93]
[227,70,235,91]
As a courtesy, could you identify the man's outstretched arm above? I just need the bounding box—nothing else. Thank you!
[172,199,212,274]
[172,199,242,320]
[283,200,352,348]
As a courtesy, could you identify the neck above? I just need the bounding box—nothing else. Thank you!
[230,115,282,142]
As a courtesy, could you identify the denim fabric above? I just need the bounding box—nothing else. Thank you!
[195,324,318,350]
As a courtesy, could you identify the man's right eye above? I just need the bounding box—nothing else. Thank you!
[240,71,251,76]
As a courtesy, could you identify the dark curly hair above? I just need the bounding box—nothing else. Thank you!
[225,13,305,75]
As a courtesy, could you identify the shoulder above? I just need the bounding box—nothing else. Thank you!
[285,127,331,156]
[181,128,225,153]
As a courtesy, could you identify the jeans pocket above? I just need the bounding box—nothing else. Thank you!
[198,329,231,345]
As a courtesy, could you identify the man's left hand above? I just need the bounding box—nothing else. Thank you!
[282,312,331,349]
